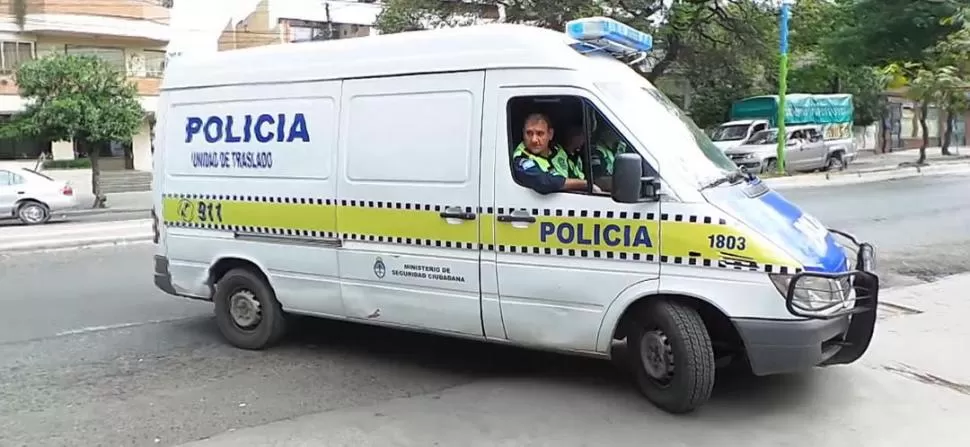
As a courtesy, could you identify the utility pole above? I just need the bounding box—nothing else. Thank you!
[325,2,334,40]
[776,0,794,175]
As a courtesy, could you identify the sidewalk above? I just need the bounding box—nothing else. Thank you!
[865,273,970,388]
[765,147,970,189]
[0,219,151,253]
[69,191,152,214]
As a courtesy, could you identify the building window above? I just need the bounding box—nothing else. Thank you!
[0,41,35,74]
[144,50,166,77]
[287,19,330,42]
[65,45,126,72]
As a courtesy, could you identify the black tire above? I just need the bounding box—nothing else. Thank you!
[762,159,777,175]
[17,201,50,225]
[825,153,845,171]
[213,267,288,350]
[627,300,716,414]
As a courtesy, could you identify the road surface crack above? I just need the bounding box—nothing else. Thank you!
[883,362,970,396]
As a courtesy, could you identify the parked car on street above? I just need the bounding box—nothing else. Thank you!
[723,125,853,174]
[0,167,78,225]
[712,94,858,165]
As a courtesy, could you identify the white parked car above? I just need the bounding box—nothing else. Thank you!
[0,167,79,224]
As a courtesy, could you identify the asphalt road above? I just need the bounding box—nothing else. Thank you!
[1,174,968,446]
[0,209,149,227]
[781,173,970,287]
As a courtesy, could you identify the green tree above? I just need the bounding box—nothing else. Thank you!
[376,0,774,82]
[884,62,964,164]
[935,8,970,154]
[2,54,144,208]
[783,0,891,127]
[826,0,961,68]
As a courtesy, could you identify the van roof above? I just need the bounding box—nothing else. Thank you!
[162,24,588,90]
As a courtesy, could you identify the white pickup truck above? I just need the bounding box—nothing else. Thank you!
[722,124,857,174]
[710,119,771,151]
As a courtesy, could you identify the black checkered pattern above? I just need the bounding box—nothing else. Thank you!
[161,194,801,273]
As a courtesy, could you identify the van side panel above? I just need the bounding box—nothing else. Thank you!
[158,82,344,316]
[335,72,485,337]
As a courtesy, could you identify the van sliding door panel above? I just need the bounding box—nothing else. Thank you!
[335,71,486,337]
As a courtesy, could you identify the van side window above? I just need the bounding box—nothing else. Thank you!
[506,95,655,196]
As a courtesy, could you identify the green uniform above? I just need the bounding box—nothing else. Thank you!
[513,143,572,177]
[593,143,616,176]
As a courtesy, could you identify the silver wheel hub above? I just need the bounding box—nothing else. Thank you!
[21,206,43,223]
[229,290,262,329]
[640,330,674,381]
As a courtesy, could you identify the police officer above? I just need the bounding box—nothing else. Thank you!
[565,126,619,179]
[590,138,618,178]
[512,113,598,194]
[562,126,588,181]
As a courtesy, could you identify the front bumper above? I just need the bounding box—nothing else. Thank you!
[733,229,879,376]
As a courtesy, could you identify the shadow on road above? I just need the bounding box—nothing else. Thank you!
[177,314,825,419]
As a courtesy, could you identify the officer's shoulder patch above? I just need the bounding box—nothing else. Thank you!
[517,158,536,170]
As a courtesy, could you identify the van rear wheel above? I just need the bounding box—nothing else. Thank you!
[627,300,715,414]
[213,268,288,350]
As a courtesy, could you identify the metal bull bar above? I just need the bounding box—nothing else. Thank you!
[785,228,879,366]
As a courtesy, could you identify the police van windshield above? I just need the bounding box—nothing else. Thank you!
[594,80,740,189]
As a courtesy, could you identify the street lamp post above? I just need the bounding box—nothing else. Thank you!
[776,0,794,175]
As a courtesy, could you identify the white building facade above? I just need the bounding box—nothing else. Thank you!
[0,0,171,172]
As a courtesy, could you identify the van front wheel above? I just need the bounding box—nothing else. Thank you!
[627,300,716,414]
[214,268,288,350]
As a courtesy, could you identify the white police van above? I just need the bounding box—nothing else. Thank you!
[151,17,879,413]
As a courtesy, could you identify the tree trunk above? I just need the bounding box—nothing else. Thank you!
[880,122,889,154]
[917,102,929,165]
[88,142,106,208]
[942,110,954,156]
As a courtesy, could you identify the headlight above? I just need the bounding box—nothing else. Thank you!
[770,273,848,313]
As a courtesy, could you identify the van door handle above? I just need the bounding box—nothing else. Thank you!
[439,211,476,220]
[497,215,536,223]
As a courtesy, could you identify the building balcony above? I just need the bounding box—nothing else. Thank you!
[4,0,170,23]
[0,71,161,97]
[0,0,171,44]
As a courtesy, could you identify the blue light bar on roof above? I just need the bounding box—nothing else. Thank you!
[565,17,653,54]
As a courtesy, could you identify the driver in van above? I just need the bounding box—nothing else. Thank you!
[512,113,599,194]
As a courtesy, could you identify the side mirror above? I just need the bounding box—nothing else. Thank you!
[612,153,660,204]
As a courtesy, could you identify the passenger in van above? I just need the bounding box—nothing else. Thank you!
[562,126,588,180]
[512,113,598,194]
[563,125,619,193]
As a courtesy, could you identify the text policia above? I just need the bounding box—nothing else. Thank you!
[184,113,311,170]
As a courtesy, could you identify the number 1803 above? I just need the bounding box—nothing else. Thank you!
[708,234,746,250]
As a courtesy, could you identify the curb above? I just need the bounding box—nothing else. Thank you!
[765,163,970,190]
[0,234,152,254]
[63,208,150,217]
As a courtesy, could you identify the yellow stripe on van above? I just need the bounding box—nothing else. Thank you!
[161,195,336,234]
[160,194,803,274]
[336,204,478,245]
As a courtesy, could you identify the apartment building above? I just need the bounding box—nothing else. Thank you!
[0,0,171,172]
[218,0,381,51]
[218,0,501,51]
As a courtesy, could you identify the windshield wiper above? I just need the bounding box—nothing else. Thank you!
[700,170,747,190]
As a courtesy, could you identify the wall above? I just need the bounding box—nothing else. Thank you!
[0,0,170,23]
[217,0,281,51]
